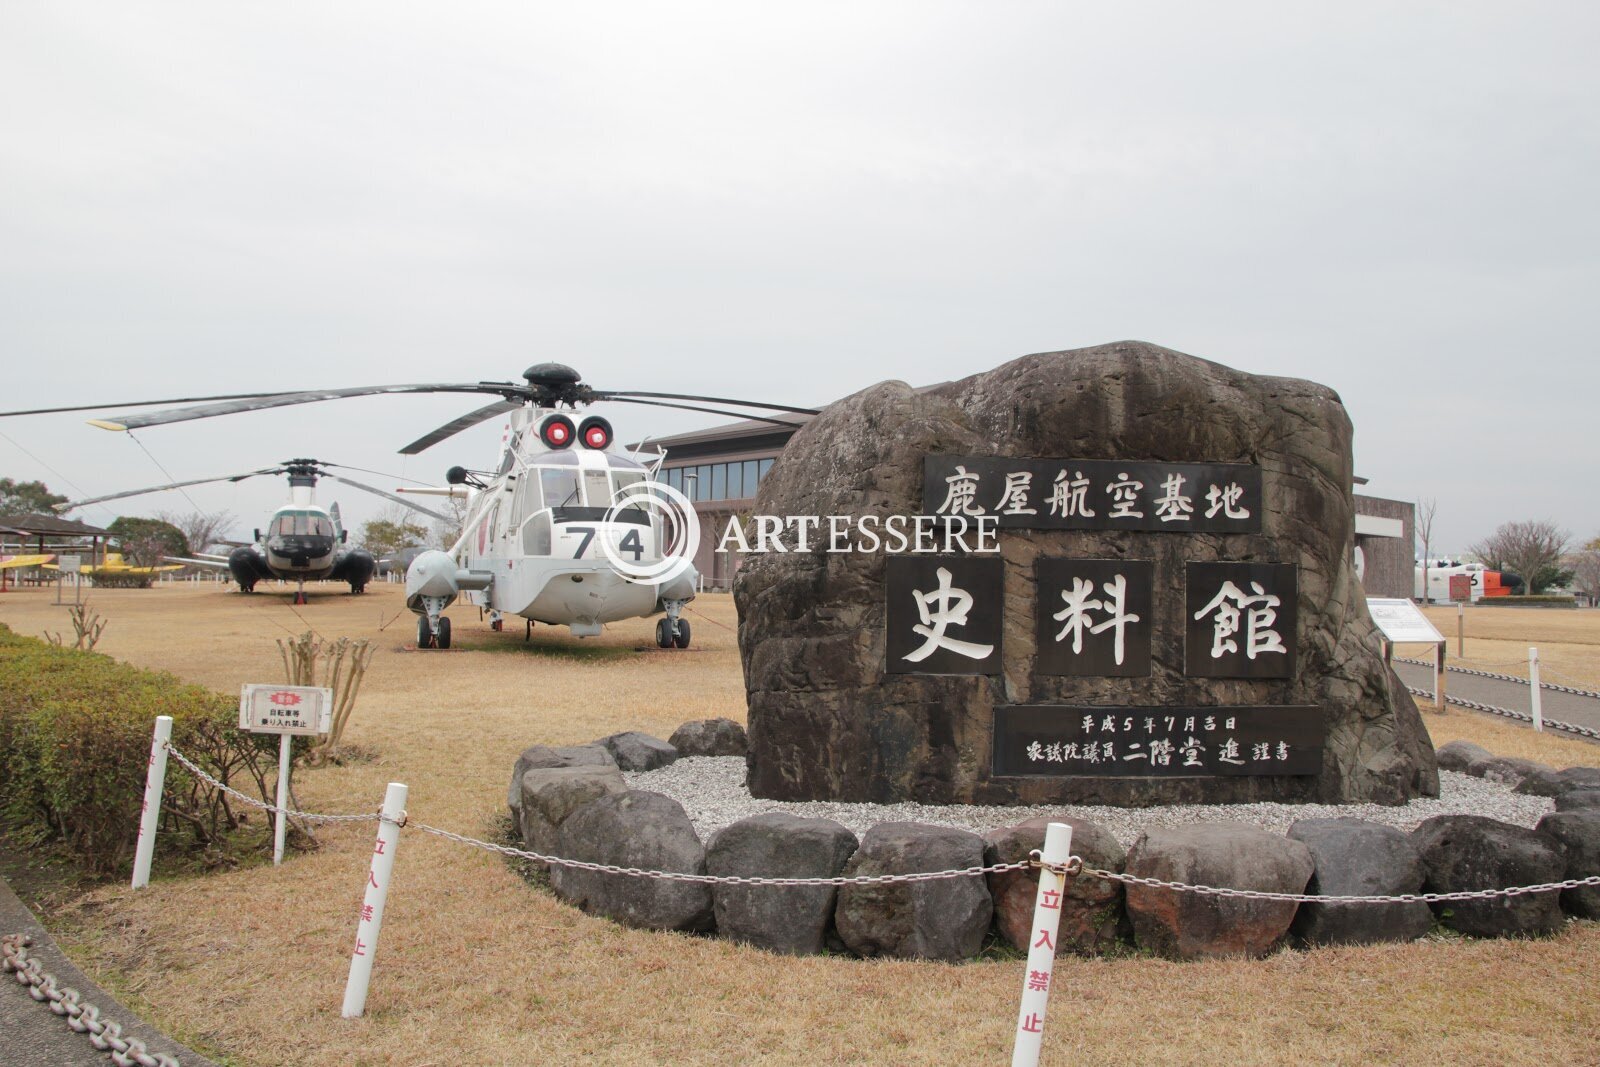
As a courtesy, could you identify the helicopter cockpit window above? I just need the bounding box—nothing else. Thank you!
[273,511,334,538]
[582,470,611,508]
[540,468,582,508]
[613,471,646,511]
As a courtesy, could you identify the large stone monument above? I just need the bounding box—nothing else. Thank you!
[734,341,1439,807]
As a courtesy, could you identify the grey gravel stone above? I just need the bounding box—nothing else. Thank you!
[670,718,748,758]
[551,790,713,932]
[1555,789,1600,812]
[1435,740,1493,773]
[626,759,1553,848]
[706,813,856,954]
[508,743,617,818]
[597,731,679,772]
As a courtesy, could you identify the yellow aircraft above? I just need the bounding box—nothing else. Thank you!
[0,553,55,571]
[0,553,55,591]
[43,552,183,578]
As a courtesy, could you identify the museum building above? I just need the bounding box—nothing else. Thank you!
[650,414,1415,598]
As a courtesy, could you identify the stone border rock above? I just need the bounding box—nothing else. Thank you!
[509,725,1599,961]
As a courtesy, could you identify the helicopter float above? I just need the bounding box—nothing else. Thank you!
[54,459,450,604]
[5,365,815,647]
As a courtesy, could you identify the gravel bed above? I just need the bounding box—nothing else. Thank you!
[625,759,1553,847]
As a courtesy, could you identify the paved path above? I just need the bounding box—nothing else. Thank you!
[1393,660,1600,739]
[1,875,214,1067]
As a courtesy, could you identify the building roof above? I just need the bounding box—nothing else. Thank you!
[0,513,109,537]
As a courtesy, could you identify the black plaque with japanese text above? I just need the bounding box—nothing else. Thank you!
[1184,562,1298,678]
[885,555,1003,674]
[923,456,1261,533]
[1035,558,1153,677]
[992,705,1324,777]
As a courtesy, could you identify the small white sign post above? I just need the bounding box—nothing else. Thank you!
[342,781,408,1019]
[1367,598,1448,710]
[130,715,173,890]
[1529,647,1544,732]
[57,554,82,606]
[1011,821,1074,1067]
[238,684,332,865]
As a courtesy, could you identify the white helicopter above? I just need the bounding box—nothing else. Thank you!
[4,365,814,648]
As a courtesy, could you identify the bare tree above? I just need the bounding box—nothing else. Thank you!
[1566,545,1600,607]
[1468,520,1570,594]
[157,509,237,555]
[430,494,472,550]
[1415,498,1436,602]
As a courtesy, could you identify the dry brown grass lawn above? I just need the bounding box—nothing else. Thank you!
[2,583,1598,1066]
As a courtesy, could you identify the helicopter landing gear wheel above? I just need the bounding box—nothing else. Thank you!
[655,618,673,649]
[417,616,435,649]
[672,618,691,649]
[350,583,365,595]
[294,590,308,605]
[437,616,452,649]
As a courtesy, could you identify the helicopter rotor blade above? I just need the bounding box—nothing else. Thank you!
[597,390,818,416]
[322,461,440,485]
[398,399,524,455]
[324,475,451,522]
[601,396,811,428]
[0,391,300,419]
[53,467,287,511]
[86,383,528,433]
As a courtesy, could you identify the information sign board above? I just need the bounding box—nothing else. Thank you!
[1366,598,1444,644]
[238,684,332,735]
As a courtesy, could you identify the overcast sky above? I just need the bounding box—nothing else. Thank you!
[1,3,1595,553]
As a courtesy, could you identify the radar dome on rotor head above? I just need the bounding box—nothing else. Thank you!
[523,363,582,389]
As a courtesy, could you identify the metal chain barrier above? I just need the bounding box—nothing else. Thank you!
[406,818,1600,901]
[1073,865,1600,904]
[408,819,1035,886]
[163,741,383,824]
[1397,656,1600,701]
[1405,685,1600,741]
[3,934,180,1067]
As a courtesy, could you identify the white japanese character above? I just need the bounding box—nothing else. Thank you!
[1204,481,1250,520]
[935,465,985,516]
[1047,470,1094,518]
[1193,580,1287,660]
[903,566,995,663]
[1154,472,1193,523]
[1106,473,1144,519]
[994,471,1037,516]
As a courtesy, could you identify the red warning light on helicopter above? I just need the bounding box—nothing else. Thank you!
[579,415,612,450]
[268,691,303,706]
[540,415,576,449]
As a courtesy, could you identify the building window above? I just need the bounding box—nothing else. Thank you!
[726,462,743,499]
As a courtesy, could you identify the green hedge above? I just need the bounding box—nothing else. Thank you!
[1477,595,1578,608]
[0,623,276,875]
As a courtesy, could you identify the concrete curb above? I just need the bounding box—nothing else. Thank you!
[0,874,217,1067]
